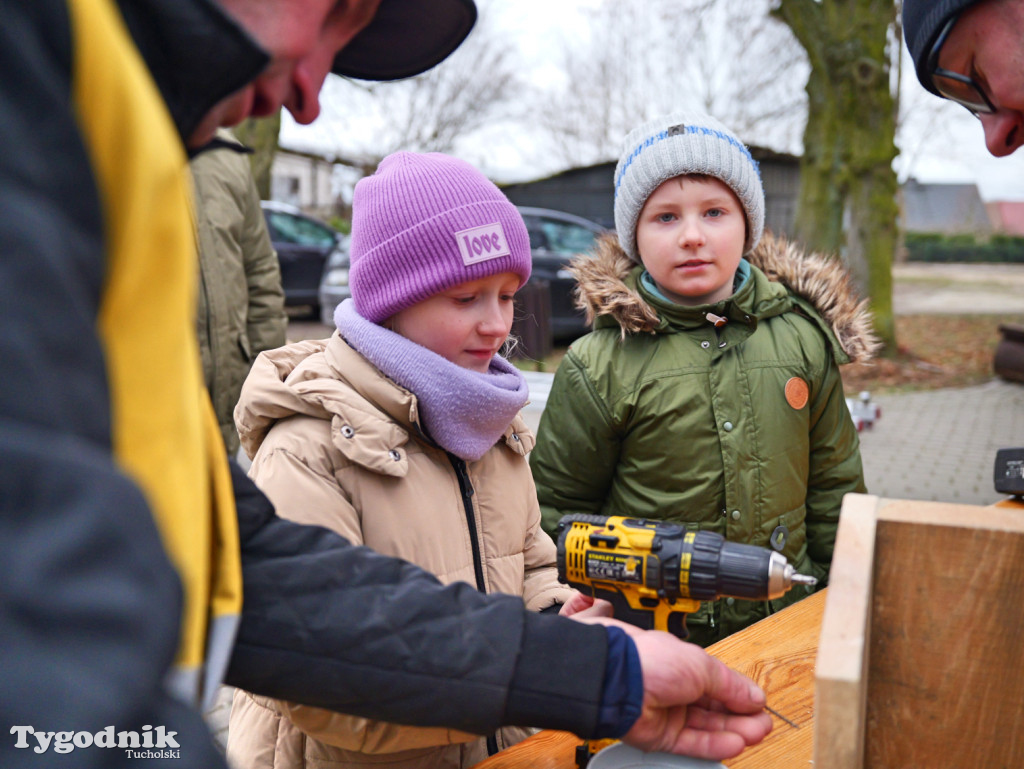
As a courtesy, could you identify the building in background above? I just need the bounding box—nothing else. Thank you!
[985,201,1024,236]
[271,148,338,219]
[900,178,993,235]
[268,148,1018,244]
[500,147,801,239]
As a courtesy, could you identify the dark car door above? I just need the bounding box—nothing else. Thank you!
[262,207,338,309]
[519,210,604,341]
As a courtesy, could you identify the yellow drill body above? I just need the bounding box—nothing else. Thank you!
[556,514,816,639]
[558,515,701,633]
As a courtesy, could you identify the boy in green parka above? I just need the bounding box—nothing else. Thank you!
[530,111,878,647]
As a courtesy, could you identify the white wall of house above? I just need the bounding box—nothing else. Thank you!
[270,151,335,213]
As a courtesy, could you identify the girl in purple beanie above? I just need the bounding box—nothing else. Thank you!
[227,152,592,769]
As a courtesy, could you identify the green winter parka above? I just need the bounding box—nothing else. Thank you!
[193,129,287,454]
[530,233,879,647]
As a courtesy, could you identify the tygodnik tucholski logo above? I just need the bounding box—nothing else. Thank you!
[10,724,181,758]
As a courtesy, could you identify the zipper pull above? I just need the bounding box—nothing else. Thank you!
[450,454,475,497]
[705,312,728,328]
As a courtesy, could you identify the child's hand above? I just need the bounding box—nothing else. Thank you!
[559,591,615,619]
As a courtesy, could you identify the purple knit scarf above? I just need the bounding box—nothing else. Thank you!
[335,299,529,462]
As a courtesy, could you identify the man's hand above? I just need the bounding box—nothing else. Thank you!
[566,613,772,761]
[622,629,772,760]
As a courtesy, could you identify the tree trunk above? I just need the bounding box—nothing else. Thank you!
[773,0,898,352]
[232,112,281,201]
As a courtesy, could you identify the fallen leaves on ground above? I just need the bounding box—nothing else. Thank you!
[841,314,1024,394]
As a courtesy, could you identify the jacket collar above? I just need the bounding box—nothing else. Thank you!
[116,0,270,144]
[576,232,880,363]
[325,333,534,456]
[325,334,421,431]
[630,258,790,333]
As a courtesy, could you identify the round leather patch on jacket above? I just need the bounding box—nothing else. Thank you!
[785,377,809,410]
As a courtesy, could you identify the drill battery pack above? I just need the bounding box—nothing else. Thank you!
[994,447,1024,496]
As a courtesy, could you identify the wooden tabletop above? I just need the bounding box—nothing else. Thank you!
[993,496,1024,510]
[472,589,826,769]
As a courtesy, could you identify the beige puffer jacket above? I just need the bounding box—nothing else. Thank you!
[226,333,573,769]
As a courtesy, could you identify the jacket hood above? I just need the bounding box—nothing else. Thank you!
[571,232,880,363]
[234,338,354,461]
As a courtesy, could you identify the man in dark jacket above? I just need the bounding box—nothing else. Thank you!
[903,0,1024,157]
[0,1,771,767]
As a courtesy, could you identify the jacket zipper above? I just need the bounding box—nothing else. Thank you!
[447,454,498,756]
[448,453,487,593]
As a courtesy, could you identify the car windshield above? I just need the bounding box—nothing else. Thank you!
[266,210,337,248]
[535,220,598,255]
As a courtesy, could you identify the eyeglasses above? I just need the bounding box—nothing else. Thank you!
[926,15,996,116]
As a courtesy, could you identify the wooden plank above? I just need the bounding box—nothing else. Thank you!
[813,493,879,769]
[477,497,1024,769]
[864,499,1024,767]
[716,589,824,768]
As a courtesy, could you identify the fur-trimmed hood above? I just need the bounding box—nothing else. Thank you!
[570,232,880,363]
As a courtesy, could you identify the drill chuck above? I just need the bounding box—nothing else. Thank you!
[692,534,816,601]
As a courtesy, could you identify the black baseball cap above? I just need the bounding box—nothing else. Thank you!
[332,0,478,81]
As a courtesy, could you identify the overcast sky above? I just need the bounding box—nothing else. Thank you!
[281,0,1024,202]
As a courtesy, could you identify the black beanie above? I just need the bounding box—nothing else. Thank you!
[903,0,985,95]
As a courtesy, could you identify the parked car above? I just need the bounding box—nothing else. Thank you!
[318,205,607,338]
[261,200,344,314]
[517,206,608,342]
[318,241,352,325]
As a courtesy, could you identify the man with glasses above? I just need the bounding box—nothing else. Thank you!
[903,0,1024,157]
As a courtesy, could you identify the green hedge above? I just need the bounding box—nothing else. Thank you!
[904,233,1024,263]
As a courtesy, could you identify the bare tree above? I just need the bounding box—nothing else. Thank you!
[682,0,807,148]
[296,3,525,175]
[233,113,281,200]
[533,0,806,167]
[530,2,690,166]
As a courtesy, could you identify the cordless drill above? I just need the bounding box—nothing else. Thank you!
[555,513,817,641]
[556,513,816,768]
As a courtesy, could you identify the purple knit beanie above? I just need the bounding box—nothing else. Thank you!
[348,152,532,323]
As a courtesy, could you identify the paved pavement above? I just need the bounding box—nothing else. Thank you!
[855,378,1023,505]
[891,262,1024,315]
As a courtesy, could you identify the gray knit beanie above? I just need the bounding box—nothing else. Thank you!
[613,111,764,262]
[902,0,983,97]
